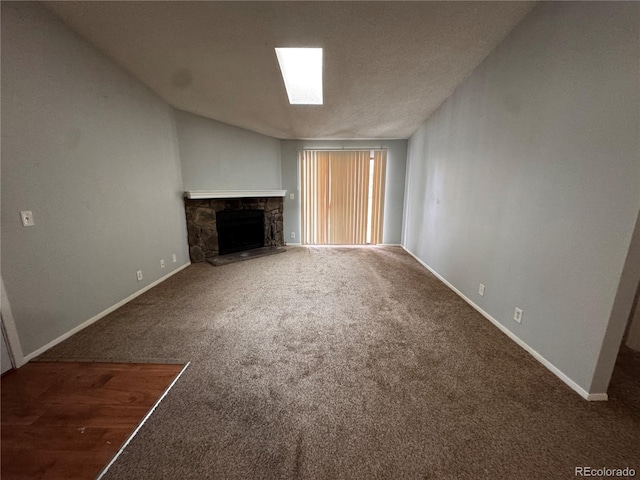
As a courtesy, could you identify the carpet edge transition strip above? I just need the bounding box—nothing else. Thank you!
[96,361,191,480]
[30,357,188,365]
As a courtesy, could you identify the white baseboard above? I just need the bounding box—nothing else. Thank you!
[401,247,608,402]
[585,392,609,401]
[23,262,191,362]
[296,244,398,248]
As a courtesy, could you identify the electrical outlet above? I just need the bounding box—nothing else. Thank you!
[160,259,165,268]
[290,232,296,239]
[136,270,143,282]
[514,307,523,323]
[478,284,485,296]
[289,193,295,200]
[20,210,35,227]
[172,254,177,263]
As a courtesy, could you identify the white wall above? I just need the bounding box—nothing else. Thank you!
[1,2,190,357]
[627,300,640,352]
[281,140,408,245]
[1,331,12,374]
[403,2,640,395]
[175,109,282,191]
[624,214,640,353]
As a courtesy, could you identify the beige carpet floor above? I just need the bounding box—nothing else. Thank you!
[38,247,639,479]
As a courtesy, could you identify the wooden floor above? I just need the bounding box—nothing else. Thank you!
[1,361,185,480]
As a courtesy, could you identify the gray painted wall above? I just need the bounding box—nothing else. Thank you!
[281,140,407,245]
[403,2,640,394]
[1,2,190,356]
[175,109,282,191]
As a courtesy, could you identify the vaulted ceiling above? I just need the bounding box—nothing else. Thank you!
[46,1,535,140]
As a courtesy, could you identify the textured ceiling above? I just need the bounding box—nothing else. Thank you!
[46,1,535,140]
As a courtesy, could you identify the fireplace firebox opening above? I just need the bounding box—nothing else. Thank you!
[216,210,264,255]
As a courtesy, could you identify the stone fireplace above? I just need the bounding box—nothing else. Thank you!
[184,194,284,262]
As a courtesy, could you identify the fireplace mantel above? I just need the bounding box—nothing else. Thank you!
[184,190,287,199]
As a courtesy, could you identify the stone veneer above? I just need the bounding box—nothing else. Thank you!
[184,197,284,262]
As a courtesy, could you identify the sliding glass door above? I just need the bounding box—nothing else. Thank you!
[300,149,386,245]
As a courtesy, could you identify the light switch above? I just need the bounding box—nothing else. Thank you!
[289,193,295,200]
[20,211,34,227]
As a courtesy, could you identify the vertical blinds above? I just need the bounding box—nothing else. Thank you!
[300,149,386,245]
[370,150,386,245]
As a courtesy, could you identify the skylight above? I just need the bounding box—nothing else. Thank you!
[275,48,323,105]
